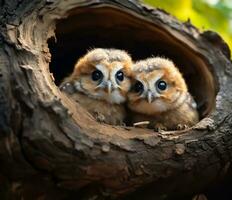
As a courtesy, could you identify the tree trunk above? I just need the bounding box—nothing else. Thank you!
[0,0,232,199]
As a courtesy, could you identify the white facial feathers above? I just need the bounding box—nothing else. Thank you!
[135,71,164,99]
[95,63,123,90]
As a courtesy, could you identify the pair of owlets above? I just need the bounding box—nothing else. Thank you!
[60,48,199,130]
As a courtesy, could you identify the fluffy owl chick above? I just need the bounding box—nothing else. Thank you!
[60,48,132,125]
[127,57,199,131]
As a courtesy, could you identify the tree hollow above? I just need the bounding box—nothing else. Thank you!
[1,1,232,200]
[49,6,217,118]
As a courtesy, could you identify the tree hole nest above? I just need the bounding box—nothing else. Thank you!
[48,5,218,133]
[2,1,232,199]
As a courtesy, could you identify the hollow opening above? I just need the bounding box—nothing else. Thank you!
[48,6,217,121]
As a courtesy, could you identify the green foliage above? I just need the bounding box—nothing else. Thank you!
[144,0,232,55]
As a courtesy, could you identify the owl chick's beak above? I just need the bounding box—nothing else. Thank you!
[107,80,112,94]
[147,91,153,103]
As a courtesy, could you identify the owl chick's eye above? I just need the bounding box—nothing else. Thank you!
[133,81,144,94]
[92,70,103,81]
[115,70,124,82]
[156,80,167,91]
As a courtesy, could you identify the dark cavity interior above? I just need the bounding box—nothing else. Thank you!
[48,6,217,119]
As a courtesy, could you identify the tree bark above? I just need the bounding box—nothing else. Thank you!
[0,0,232,199]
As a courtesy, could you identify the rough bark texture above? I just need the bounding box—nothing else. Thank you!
[0,0,232,200]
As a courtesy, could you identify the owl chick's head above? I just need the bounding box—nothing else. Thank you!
[69,48,132,104]
[128,57,188,115]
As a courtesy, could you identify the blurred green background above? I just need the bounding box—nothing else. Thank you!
[144,0,232,55]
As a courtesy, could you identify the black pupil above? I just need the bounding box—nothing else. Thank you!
[116,70,124,81]
[157,80,167,91]
[134,81,144,93]
[92,70,103,81]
